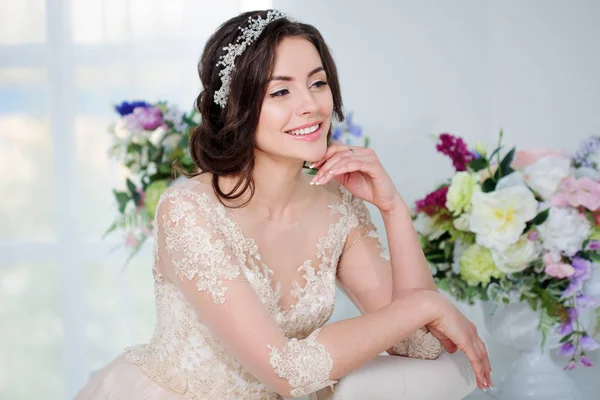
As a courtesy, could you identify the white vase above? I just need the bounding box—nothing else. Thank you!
[481,301,585,400]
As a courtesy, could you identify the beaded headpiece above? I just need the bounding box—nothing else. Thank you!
[213,10,286,108]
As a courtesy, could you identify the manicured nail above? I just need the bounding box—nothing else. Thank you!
[329,169,337,175]
[309,162,316,168]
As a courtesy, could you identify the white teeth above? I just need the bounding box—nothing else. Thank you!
[287,123,320,135]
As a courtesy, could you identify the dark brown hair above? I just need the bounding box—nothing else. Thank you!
[181,10,344,207]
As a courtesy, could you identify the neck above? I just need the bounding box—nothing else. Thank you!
[220,150,311,223]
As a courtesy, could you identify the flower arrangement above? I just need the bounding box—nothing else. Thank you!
[103,101,199,264]
[414,131,600,369]
[104,102,368,262]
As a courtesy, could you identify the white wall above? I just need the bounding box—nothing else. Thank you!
[274,1,600,397]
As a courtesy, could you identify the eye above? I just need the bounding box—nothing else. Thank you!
[269,89,289,98]
[311,80,328,88]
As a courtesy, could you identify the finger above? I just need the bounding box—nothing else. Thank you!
[477,339,492,388]
[441,338,457,354]
[314,149,354,177]
[462,343,487,391]
[320,156,377,185]
[310,144,363,169]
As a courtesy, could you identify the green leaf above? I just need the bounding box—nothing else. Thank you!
[487,146,503,162]
[363,136,371,149]
[102,222,118,239]
[589,253,600,263]
[481,178,496,193]
[494,147,516,180]
[468,157,489,172]
[531,209,550,225]
[560,333,573,344]
[113,190,130,214]
[126,178,137,196]
[443,241,453,260]
[594,307,600,338]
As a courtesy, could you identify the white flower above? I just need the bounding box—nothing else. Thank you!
[538,207,591,256]
[496,171,526,190]
[413,213,445,240]
[149,125,168,147]
[453,213,470,231]
[162,134,181,152]
[522,156,570,199]
[491,235,540,273]
[469,185,538,252]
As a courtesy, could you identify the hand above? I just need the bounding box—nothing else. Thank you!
[426,294,493,392]
[309,144,402,213]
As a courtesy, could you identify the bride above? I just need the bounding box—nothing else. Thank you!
[76,9,491,399]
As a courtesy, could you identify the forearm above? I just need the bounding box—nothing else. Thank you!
[381,202,438,295]
[318,290,436,380]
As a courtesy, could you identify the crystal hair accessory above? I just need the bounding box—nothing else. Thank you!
[213,10,286,108]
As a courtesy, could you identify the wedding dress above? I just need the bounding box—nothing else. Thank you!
[75,175,473,400]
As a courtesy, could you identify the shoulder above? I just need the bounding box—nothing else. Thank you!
[155,177,220,226]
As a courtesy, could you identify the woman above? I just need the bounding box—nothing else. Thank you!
[76,9,491,400]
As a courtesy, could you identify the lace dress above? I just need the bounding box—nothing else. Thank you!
[75,176,438,400]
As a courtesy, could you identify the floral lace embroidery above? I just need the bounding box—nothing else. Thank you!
[161,190,243,304]
[267,328,337,397]
[125,183,372,399]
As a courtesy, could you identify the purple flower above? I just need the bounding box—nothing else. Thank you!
[572,136,600,167]
[572,258,593,281]
[345,113,363,138]
[557,342,576,357]
[562,258,593,299]
[527,231,539,241]
[576,294,596,308]
[586,240,600,251]
[436,133,474,172]
[133,106,164,130]
[568,307,579,322]
[115,100,150,116]
[557,321,574,336]
[562,279,584,299]
[580,335,599,351]
[580,356,594,367]
[564,361,578,370]
[332,126,343,141]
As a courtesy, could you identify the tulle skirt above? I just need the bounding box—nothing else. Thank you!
[75,351,475,400]
[74,354,185,400]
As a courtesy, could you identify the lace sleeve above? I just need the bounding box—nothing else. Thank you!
[338,192,442,360]
[155,189,336,397]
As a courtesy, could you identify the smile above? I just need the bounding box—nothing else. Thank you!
[285,122,321,136]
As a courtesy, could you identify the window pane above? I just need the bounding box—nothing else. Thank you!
[0,115,56,241]
[0,0,46,45]
[85,248,155,371]
[0,262,65,398]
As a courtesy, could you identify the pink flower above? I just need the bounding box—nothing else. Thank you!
[553,177,600,210]
[124,231,140,248]
[576,177,600,211]
[512,149,564,170]
[415,186,449,216]
[580,356,594,367]
[564,361,577,370]
[435,134,474,172]
[543,252,575,278]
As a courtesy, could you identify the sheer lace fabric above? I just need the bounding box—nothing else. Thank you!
[124,177,391,399]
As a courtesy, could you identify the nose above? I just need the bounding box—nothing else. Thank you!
[295,87,318,116]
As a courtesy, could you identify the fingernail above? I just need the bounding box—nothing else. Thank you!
[329,169,337,175]
[309,162,316,168]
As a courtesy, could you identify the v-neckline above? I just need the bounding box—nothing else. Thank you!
[198,185,344,315]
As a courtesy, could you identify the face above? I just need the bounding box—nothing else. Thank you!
[254,37,334,164]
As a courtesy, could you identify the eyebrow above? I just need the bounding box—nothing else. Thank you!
[270,66,325,82]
